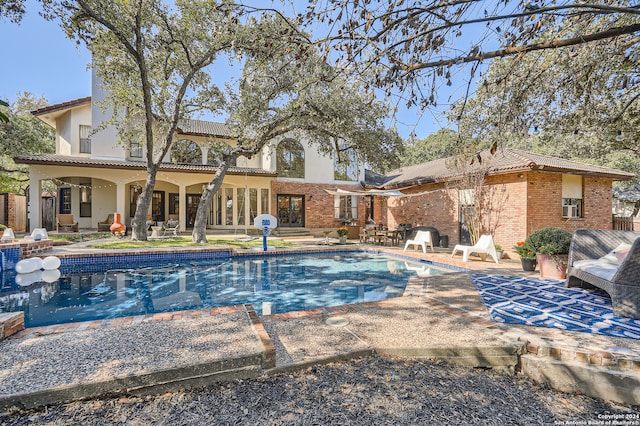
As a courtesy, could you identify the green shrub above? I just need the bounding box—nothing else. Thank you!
[525,227,572,256]
[0,224,6,231]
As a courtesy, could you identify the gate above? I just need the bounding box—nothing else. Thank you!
[42,196,56,231]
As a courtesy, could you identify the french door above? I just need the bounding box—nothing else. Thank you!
[277,195,304,227]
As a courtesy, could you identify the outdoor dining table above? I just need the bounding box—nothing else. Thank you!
[373,229,400,246]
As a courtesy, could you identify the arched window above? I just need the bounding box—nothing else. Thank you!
[334,147,359,181]
[171,139,201,164]
[206,140,231,166]
[276,139,305,178]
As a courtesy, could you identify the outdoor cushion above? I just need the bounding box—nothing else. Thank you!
[572,259,618,282]
[616,248,631,264]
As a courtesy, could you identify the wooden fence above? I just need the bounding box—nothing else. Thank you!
[0,193,27,231]
[612,215,635,231]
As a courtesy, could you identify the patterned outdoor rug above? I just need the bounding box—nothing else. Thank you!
[470,273,640,340]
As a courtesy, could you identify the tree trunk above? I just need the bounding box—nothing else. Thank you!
[192,161,232,243]
[130,165,158,241]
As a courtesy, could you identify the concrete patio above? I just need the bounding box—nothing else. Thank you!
[0,238,639,410]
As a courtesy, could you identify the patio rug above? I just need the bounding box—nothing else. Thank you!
[470,273,640,340]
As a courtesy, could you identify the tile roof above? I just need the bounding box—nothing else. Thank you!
[32,97,233,139]
[380,148,634,188]
[31,97,92,116]
[13,154,276,177]
[176,119,234,138]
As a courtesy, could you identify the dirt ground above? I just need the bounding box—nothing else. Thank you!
[1,356,637,425]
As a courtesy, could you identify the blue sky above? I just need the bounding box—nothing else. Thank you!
[0,1,466,139]
[0,1,92,105]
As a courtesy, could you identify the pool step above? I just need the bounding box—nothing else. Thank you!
[270,228,312,237]
[521,343,640,406]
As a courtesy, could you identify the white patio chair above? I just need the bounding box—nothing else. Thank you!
[403,230,434,253]
[451,234,499,263]
[162,219,180,236]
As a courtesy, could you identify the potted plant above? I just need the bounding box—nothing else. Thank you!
[514,241,537,271]
[524,227,572,279]
[337,227,349,244]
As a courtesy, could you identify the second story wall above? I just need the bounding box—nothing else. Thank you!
[263,136,365,184]
[91,70,127,160]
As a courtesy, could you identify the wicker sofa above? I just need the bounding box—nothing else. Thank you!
[566,229,640,319]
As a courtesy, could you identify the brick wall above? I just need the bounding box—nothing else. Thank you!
[271,181,366,229]
[384,171,615,251]
[386,183,460,243]
[527,172,614,235]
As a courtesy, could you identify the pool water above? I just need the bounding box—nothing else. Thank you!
[0,252,451,328]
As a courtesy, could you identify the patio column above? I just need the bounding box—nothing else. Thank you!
[116,182,126,220]
[28,175,41,232]
[179,184,186,232]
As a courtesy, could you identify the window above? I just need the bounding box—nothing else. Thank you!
[169,193,179,215]
[225,188,234,225]
[250,188,258,223]
[80,125,92,153]
[562,174,583,218]
[276,139,305,178]
[152,191,165,222]
[261,189,270,215]
[171,139,201,164]
[334,195,358,221]
[237,188,245,226]
[79,180,91,217]
[130,141,142,158]
[334,147,359,181]
[59,188,71,214]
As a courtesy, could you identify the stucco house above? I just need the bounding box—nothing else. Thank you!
[368,148,634,250]
[16,83,371,235]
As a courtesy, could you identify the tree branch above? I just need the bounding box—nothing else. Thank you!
[400,23,640,72]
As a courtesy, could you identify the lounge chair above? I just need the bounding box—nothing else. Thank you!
[1,227,16,242]
[403,230,434,253]
[451,234,499,263]
[56,214,79,232]
[566,229,640,319]
[162,218,180,236]
[97,214,114,232]
[146,214,154,230]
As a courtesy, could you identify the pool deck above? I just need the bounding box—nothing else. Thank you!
[1,236,640,409]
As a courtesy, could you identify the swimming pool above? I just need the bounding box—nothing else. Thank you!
[0,251,453,328]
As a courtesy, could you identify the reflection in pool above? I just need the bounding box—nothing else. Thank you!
[0,252,452,327]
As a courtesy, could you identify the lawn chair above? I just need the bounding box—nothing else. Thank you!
[56,214,79,232]
[403,230,434,253]
[451,234,499,263]
[162,218,180,236]
[97,214,114,232]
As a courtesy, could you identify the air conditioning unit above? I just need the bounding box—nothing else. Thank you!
[562,204,578,218]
